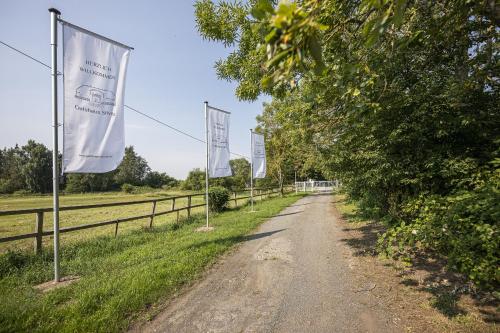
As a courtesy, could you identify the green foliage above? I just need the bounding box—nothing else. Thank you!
[208,186,230,212]
[121,183,135,194]
[0,145,25,193]
[261,0,327,85]
[211,158,252,190]
[195,0,275,100]
[0,141,52,194]
[229,158,250,190]
[181,168,205,191]
[144,171,178,189]
[1,142,178,194]
[196,0,500,287]
[195,0,247,47]
[113,146,150,186]
[378,166,500,288]
[65,172,117,193]
[11,189,31,196]
[143,171,163,188]
[183,159,263,192]
[20,140,52,193]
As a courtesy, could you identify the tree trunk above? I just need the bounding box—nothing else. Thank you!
[278,168,284,197]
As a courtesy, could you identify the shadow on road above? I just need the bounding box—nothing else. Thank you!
[244,229,286,241]
[289,203,311,207]
[273,211,303,218]
[184,229,287,253]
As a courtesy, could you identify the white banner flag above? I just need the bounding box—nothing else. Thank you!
[62,22,131,173]
[252,132,266,178]
[208,107,232,178]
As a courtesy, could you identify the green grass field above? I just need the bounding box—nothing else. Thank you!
[0,190,255,252]
[0,192,305,332]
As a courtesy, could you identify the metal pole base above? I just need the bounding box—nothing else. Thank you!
[195,226,215,232]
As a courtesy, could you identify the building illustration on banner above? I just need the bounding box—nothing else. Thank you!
[75,84,116,110]
[254,141,265,158]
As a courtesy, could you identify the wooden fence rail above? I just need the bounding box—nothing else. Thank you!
[0,187,290,254]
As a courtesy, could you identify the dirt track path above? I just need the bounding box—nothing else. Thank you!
[136,193,401,333]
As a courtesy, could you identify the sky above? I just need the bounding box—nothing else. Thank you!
[0,0,269,179]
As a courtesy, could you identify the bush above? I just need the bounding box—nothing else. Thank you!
[64,175,87,193]
[121,183,135,194]
[0,178,23,194]
[162,184,175,191]
[12,189,32,196]
[208,186,230,212]
[377,168,500,288]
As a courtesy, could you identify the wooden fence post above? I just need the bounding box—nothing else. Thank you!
[34,211,44,255]
[149,200,157,228]
[4,191,286,249]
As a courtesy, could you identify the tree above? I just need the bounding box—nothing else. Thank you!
[256,102,299,195]
[195,0,500,286]
[229,158,250,190]
[182,160,252,192]
[113,146,150,186]
[144,171,178,189]
[181,168,205,191]
[0,141,177,194]
[21,140,52,193]
[65,172,116,193]
[0,144,25,193]
[143,171,164,188]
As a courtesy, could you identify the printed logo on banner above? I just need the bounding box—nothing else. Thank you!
[75,85,116,111]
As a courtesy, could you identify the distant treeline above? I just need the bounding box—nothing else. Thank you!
[0,140,279,195]
[0,140,178,194]
[180,160,277,192]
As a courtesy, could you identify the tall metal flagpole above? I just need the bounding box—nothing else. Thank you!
[250,129,254,212]
[204,101,209,228]
[49,7,61,282]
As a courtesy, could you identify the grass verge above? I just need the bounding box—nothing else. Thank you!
[0,193,305,333]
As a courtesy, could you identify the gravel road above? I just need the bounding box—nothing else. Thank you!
[136,193,401,333]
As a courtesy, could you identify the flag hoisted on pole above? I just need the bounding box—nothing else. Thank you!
[251,131,266,179]
[61,19,132,173]
[207,105,232,178]
[204,103,232,229]
[49,7,132,282]
[250,130,266,212]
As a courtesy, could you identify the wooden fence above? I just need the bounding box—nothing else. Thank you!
[0,187,288,254]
